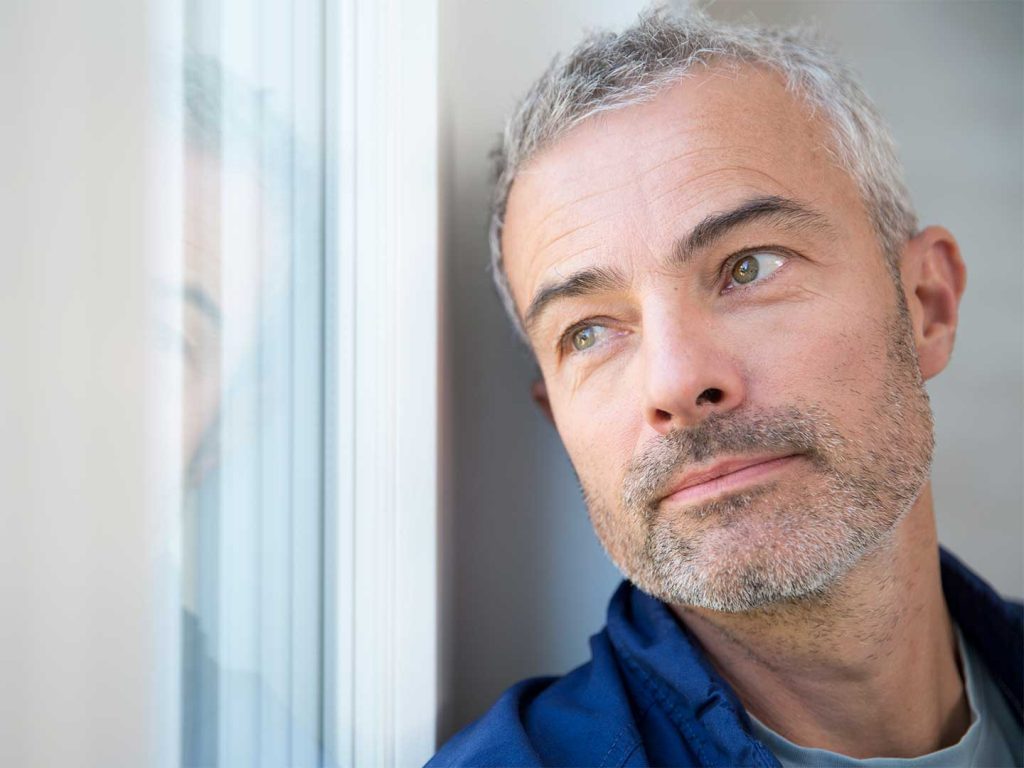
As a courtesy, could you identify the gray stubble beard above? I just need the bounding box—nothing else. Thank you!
[583,303,934,613]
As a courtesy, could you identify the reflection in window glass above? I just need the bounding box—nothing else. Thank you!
[180,1,325,765]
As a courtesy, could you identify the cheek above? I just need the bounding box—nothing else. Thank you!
[553,383,639,496]
[740,302,894,418]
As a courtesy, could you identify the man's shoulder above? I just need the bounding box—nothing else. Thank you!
[427,629,646,768]
[940,548,1024,717]
[428,552,1023,767]
[940,547,1023,644]
[428,580,777,768]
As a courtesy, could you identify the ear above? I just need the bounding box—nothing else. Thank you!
[899,226,966,380]
[530,376,555,425]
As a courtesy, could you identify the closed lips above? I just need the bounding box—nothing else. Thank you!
[661,454,800,504]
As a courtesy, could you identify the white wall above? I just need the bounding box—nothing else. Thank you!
[438,0,1023,742]
[0,1,182,765]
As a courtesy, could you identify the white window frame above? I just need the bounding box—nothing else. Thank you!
[324,0,439,765]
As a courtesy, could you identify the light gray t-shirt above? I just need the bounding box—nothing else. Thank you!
[749,630,1023,767]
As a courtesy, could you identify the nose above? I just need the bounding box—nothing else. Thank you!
[640,315,746,435]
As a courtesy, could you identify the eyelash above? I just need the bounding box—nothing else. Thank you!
[557,246,793,357]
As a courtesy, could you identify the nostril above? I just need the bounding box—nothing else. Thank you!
[696,387,724,406]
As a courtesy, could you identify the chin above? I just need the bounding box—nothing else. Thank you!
[634,490,901,613]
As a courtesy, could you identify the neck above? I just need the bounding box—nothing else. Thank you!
[673,483,970,759]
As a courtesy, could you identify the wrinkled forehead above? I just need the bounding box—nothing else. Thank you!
[501,65,865,314]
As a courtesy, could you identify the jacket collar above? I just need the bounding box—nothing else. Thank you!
[606,547,1022,767]
[940,547,1023,720]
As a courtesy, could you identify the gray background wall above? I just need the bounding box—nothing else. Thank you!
[438,0,1023,743]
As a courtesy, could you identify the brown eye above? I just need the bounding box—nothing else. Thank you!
[726,252,786,288]
[571,326,597,351]
[731,255,759,284]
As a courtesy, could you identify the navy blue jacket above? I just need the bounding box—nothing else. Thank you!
[430,549,1022,767]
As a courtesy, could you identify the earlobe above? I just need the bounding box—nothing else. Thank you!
[531,376,556,425]
[900,226,967,380]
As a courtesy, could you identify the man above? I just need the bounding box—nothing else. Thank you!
[430,8,1023,768]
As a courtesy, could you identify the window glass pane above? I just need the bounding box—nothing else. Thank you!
[180,0,325,765]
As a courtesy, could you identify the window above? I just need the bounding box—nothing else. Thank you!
[0,1,437,764]
[179,0,437,765]
[180,0,326,764]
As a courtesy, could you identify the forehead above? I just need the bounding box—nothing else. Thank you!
[502,65,865,313]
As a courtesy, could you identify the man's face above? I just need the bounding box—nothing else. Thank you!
[502,66,935,611]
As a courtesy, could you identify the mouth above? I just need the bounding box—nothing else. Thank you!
[659,453,801,506]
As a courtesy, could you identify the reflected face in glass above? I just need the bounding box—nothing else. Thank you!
[181,148,224,471]
[182,148,266,476]
[501,67,935,611]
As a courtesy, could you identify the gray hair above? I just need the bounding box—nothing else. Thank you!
[489,7,918,339]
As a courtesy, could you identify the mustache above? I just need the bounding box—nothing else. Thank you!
[621,405,840,512]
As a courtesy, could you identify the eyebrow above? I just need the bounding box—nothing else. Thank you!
[524,265,629,337]
[522,195,834,337]
[673,195,834,265]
